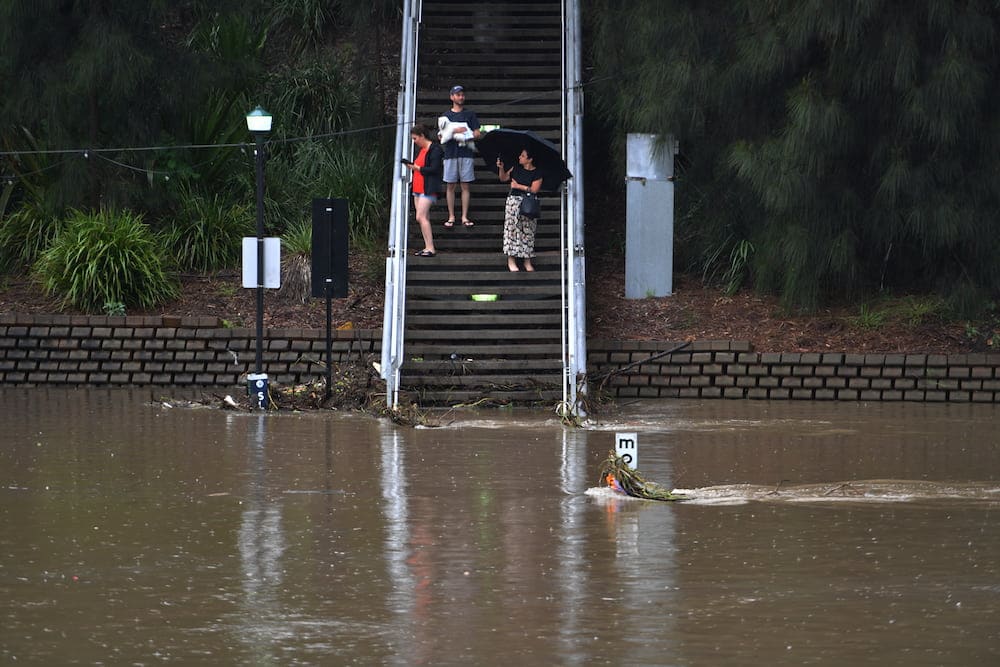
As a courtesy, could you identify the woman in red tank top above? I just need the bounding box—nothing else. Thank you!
[404,123,444,257]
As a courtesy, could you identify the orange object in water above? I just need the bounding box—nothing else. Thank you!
[605,474,625,493]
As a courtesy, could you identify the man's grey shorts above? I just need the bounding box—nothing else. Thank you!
[443,157,475,183]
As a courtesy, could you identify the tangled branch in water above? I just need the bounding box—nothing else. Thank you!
[597,451,686,501]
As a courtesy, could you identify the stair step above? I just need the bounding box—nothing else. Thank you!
[419,78,558,90]
[404,269,560,281]
[406,252,562,263]
[407,315,561,328]
[401,358,563,371]
[424,219,560,235]
[400,371,562,387]
[421,28,563,39]
[405,326,560,338]
[404,342,562,356]
[422,44,562,56]
[422,5,561,16]
[410,222,563,231]
[417,101,561,114]
[410,241,560,253]
[404,298,559,311]
[397,387,563,405]
[406,284,561,298]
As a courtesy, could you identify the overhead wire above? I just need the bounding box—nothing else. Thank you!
[0,74,620,182]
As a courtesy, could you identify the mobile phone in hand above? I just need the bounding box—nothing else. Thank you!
[400,158,412,165]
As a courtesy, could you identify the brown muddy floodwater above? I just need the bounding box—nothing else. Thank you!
[1,388,998,665]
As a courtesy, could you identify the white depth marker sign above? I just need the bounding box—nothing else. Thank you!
[615,432,638,469]
[242,237,282,288]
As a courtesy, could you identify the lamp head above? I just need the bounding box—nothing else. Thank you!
[246,106,273,133]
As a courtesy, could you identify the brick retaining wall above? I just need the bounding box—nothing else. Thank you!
[588,340,1000,403]
[0,314,376,388]
[2,314,999,403]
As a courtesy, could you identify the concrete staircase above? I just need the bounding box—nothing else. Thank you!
[400,0,566,404]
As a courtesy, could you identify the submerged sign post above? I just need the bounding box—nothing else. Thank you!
[242,237,281,409]
[615,432,638,469]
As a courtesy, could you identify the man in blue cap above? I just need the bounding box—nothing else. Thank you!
[440,84,481,227]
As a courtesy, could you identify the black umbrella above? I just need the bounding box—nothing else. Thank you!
[477,128,573,192]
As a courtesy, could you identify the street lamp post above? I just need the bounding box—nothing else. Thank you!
[246,106,272,409]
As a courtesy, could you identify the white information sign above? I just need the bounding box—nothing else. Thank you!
[242,237,282,288]
[615,432,638,469]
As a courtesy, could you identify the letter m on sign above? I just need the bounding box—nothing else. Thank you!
[615,432,638,469]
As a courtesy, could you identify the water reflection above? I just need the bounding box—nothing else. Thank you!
[1,389,998,665]
[556,430,588,665]
[235,415,286,664]
[379,421,415,665]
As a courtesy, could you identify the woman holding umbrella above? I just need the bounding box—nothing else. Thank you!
[497,148,543,271]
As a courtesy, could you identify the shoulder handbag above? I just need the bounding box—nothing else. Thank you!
[518,192,541,218]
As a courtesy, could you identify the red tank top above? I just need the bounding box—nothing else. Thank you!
[412,147,428,194]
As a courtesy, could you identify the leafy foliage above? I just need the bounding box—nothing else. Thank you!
[0,0,397,294]
[0,202,64,273]
[313,144,389,251]
[0,1,232,208]
[163,188,253,272]
[268,54,363,135]
[267,139,390,251]
[268,0,342,54]
[588,0,1000,311]
[36,208,178,312]
[279,219,313,304]
[0,128,67,271]
[853,304,887,331]
[282,218,312,257]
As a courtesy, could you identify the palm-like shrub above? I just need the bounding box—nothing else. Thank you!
[164,189,253,272]
[279,218,313,304]
[269,140,387,251]
[322,144,387,251]
[0,202,64,273]
[0,128,66,272]
[36,208,178,312]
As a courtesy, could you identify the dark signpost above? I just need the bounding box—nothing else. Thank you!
[311,198,350,398]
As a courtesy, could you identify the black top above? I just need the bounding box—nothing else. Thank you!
[441,109,480,159]
[509,165,543,194]
[418,143,444,194]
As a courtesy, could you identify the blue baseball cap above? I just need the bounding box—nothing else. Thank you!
[450,85,464,94]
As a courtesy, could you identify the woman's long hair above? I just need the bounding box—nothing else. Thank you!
[411,122,433,140]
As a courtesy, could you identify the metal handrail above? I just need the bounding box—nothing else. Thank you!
[382,0,585,414]
[380,0,421,409]
[562,0,587,416]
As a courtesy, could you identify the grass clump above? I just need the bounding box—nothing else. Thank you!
[163,189,253,272]
[35,208,178,312]
[0,202,64,273]
[280,219,313,304]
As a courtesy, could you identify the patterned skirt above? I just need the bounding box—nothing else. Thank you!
[502,194,538,258]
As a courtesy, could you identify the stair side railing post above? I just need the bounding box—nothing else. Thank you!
[381,0,421,410]
[562,0,587,417]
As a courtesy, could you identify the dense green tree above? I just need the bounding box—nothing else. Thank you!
[588,0,1000,311]
[0,1,399,237]
[0,1,232,209]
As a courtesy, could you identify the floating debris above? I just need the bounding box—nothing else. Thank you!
[597,451,685,501]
